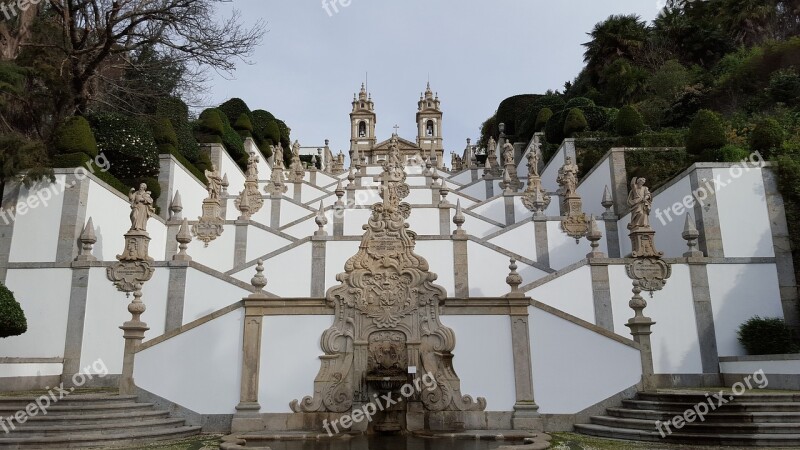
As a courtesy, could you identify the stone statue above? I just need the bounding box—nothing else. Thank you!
[128,183,155,232]
[557,156,579,198]
[527,144,540,177]
[292,140,301,157]
[502,141,515,165]
[487,136,497,158]
[246,151,259,180]
[273,144,283,167]
[204,165,223,200]
[388,140,403,168]
[627,177,652,230]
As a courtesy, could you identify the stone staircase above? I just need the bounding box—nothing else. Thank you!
[0,389,200,449]
[575,390,800,447]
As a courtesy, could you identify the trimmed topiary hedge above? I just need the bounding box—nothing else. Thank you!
[152,118,179,154]
[738,316,798,355]
[0,283,26,338]
[52,116,98,157]
[535,108,553,133]
[616,105,645,136]
[563,108,588,137]
[625,148,692,191]
[565,97,595,109]
[218,98,252,126]
[686,109,726,156]
[234,113,254,138]
[154,97,200,162]
[195,108,247,171]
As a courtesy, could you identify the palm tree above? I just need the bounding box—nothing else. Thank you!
[583,15,650,80]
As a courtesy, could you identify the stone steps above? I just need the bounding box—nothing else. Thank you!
[0,393,200,449]
[575,390,800,447]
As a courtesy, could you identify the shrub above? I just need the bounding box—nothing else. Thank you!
[88,113,159,182]
[615,105,645,136]
[0,283,26,338]
[768,69,800,106]
[154,97,200,162]
[738,316,798,355]
[218,98,251,126]
[496,94,540,137]
[234,113,254,138]
[750,118,785,157]
[195,108,246,171]
[52,116,98,157]
[701,144,750,162]
[197,109,225,135]
[152,118,179,154]
[535,108,553,132]
[565,97,595,109]
[686,109,726,155]
[563,108,588,137]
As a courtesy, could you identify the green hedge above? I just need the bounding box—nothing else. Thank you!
[52,116,98,157]
[563,108,588,137]
[195,108,247,171]
[0,283,26,338]
[625,148,692,191]
[738,316,798,355]
[535,108,553,133]
[686,109,726,155]
[154,97,200,162]
[616,105,645,136]
[750,118,785,157]
[218,98,252,126]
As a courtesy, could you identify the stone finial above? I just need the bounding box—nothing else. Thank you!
[498,122,506,135]
[682,213,703,257]
[503,169,513,195]
[169,190,183,220]
[76,217,97,262]
[601,185,614,215]
[532,186,547,218]
[439,183,450,206]
[174,218,192,261]
[334,179,345,205]
[221,173,229,194]
[431,167,440,187]
[505,258,523,298]
[586,215,605,259]
[237,189,251,220]
[452,200,466,236]
[314,202,328,237]
[347,167,357,186]
[250,259,267,294]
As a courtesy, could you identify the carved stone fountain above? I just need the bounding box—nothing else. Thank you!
[290,140,485,433]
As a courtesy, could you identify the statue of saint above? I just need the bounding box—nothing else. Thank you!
[246,151,259,179]
[527,144,540,178]
[205,165,223,200]
[627,177,652,229]
[292,140,301,157]
[502,141,515,165]
[557,156,579,198]
[128,183,155,232]
[487,136,497,157]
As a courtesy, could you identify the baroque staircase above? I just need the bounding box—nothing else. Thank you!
[575,390,800,447]
[0,389,200,449]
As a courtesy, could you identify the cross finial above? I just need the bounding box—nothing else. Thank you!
[393,124,400,135]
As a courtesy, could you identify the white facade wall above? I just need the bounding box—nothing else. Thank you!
[467,241,547,297]
[576,158,612,218]
[529,306,641,414]
[232,243,313,297]
[8,176,67,262]
[183,269,250,324]
[168,160,208,222]
[714,167,773,257]
[187,224,236,272]
[527,266,595,324]
[720,358,800,375]
[136,309,243,414]
[488,222,538,262]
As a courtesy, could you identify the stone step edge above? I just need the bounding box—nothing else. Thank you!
[12,410,169,424]
[0,403,154,414]
[575,423,800,441]
[0,425,202,445]
[0,418,186,435]
[608,407,800,420]
[591,415,800,430]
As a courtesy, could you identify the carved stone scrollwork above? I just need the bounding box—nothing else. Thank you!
[291,157,485,415]
[557,156,588,242]
[192,165,225,247]
[625,178,671,295]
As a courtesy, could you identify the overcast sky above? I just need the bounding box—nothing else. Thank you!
[206,1,662,155]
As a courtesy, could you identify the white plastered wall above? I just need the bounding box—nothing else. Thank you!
[182,268,250,324]
[527,266,595,324]
[714,167,773,257]
[8,176,67,262]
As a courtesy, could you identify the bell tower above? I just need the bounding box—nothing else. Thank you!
[416,82,444,165]
[350,83,376,161]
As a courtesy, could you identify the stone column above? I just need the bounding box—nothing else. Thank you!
[119,288,150,395]
[625,282,656,390]
[156,155,175,221]
[452,202,469,297]
[0,183,20,283]
[608,149,628,217]
[484,179,495,199]
[504,194,515,226]
[589,260,614,332]
[270,197,281,229]
[310,238,327,297]
[292,182,302,202]
[688,259,721,382]
[438,204,450,236]
[689,167,724,257]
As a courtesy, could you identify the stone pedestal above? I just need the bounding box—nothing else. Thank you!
[625,282,656,391]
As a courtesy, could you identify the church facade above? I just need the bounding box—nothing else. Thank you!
[349,83,445,168]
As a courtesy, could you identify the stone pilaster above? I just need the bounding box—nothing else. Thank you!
[333,204,344,237]
[310,239,327,297]
[761,168,800,333]
[485,179,494,199]
[164,262,189,332]
[61,265,90,384]
[452,235,469,298]
[156,155,175,221]
[164,220,181,261]
[602,218,621,258]
[234,221,248,268]
[688,259,721,381]
[689,168,724,258]
[439,205,450,236]
[589,260,614,332]
[0,183,20,283]
[608,149,628,217]
[270,197,281,229]
[504,194,515,226]
[55,175,90,262]
[292,182,302,203]
[625,282,656,390]
[233,308,263,429]
[509,308,541,431]
[533,218,550,268]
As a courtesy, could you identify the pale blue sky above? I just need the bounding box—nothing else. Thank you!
[206,1,661,154]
